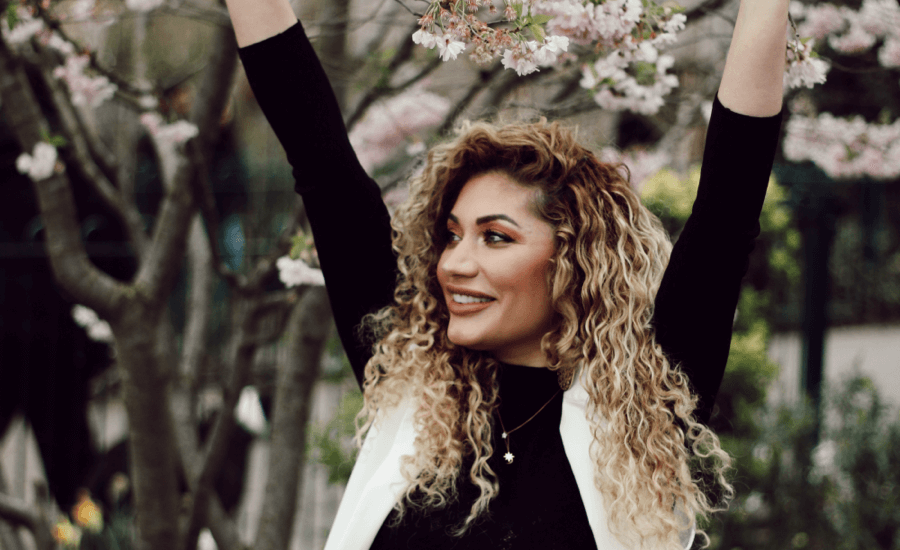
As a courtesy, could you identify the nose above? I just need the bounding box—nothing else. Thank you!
[438,238,478,279]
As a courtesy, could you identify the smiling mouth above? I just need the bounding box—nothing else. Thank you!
[451,293,495,304]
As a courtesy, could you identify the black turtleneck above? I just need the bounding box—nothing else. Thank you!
[237,19,783,550]
[370,363,594,550]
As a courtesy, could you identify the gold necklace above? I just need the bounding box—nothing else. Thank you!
[497,389,561,464]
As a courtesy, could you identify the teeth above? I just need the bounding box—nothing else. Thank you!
[452,293,493,304]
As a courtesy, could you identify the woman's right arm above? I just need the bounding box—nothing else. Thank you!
[225,2,398,390]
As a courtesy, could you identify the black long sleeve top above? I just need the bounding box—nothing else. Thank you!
[238,20,783,550]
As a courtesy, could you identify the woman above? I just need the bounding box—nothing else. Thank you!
[225,0,787,548]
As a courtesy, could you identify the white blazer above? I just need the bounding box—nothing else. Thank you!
[323,370,695,550]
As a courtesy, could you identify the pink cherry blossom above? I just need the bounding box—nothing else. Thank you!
[599,146,671,193]
[53,55,118,108]
[878,37,900,68]
[795,4,846,40]
[784,113,900,180]
[140,113,199,146]
[349,85,451,172]
[828,23,877,54]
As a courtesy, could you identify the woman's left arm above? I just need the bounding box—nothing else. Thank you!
[652,0,788,424]
[718,0,789,117]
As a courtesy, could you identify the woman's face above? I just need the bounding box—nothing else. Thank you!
[437,172,557,367]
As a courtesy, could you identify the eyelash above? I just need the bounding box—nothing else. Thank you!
[445,229,512,245]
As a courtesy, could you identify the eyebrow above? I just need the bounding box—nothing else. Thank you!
[447,213,520,228]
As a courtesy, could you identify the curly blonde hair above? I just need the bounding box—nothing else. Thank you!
[355,119,732,548]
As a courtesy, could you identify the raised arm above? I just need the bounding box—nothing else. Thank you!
[223,0,296,47]
[225,2,398,389]
[718,0,789,117]
[652,0,787,424]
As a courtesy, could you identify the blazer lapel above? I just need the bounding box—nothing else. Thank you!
[323,397,418,550]
[324,374,695,550]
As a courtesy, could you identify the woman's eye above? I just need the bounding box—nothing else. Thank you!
[484,230,511,244]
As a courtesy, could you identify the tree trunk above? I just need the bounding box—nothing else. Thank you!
[114,305,182,550]
[255,287,332,550]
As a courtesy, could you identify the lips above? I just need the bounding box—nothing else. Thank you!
[445,284,494,300]
[444,284,495,315]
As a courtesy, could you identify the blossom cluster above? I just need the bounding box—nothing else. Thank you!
[598,145,671,193]
[71,304,114,343]
[784,36,829,89]
[580,42,679,115]
[0,6,44,44]
[16,142,59,181]
[1,6,119,108]
[411,0,690,114]
[790,0,900,67]
[140,113,200,147]
[276,256,325,287]
[783,112,900,180]
[349,84,450,172]
[278,229,324,287]
[53,54,118,108]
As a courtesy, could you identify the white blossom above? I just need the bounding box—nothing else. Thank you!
[1,8,44,44]
[235,386,267,435]
[412,29,438,49]
[71,305,114,344]
[70,0,97,19]
[437,36,466,61]
[125,0,165,13]
[784,37,829,89]
[53,55,118,108]
[276,256,325,287]
[16,142,58,181]
[141,113,199,146]
[47,32,75,55]
[878,36,900,68]
[501,41,544,76]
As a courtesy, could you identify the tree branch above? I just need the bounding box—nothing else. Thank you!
[0,36,126,319]
[29,44,150,259]
[180,289,296,550]
[134,24,237,300]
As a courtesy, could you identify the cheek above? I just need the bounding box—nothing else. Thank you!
[497,253,553,302]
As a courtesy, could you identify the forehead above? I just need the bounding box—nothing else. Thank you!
[451,172,538,218]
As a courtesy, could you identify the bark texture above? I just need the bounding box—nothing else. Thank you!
[255,287,333,550]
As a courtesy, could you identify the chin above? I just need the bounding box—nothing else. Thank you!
[446,325,492,351]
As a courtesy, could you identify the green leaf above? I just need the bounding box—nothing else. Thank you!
[632,61,657,86]
[529,24,545,43]
[529,14,554,26]
[47,135,68,148]
[6,4,18,30]
[513,2,524,18]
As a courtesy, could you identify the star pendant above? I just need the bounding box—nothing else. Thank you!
[504,452,514,464]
